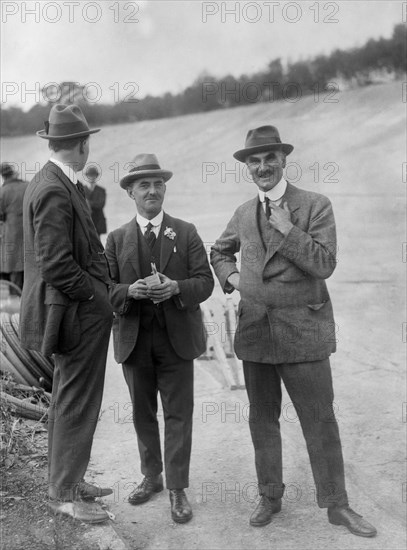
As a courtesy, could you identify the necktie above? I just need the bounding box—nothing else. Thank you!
[76,181,86,199]
[144,222,156,248]
[264,197,271,218]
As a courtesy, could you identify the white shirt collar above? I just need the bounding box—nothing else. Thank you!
[49,157,78,185]
[136,210,164,229]
[258,177,287,203]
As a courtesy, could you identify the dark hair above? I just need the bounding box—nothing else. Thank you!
[48,137,88,152]
[0,163,15,177]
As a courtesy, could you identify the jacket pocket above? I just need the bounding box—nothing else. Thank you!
[44,284,70,306]
[42,285,80,355]
[307,301,328,311]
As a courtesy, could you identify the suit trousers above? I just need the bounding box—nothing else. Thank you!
[243,358,349,508]
[48,277,113,501]
[122,317,193,489]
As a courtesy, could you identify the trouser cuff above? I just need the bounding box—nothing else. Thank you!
[259,483,285,499]
[318,491,349,509]
[49,483,79,501]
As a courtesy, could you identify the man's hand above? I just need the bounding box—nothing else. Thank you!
[227,272,240,291]
[268,201,294,236]
[146,273,180,303]
[127,279,148,300]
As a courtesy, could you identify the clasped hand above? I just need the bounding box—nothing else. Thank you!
[267,201,293,236]
[127,273,179,303]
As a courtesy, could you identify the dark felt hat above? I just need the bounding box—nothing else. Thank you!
[233,125,294,162]
[36,103,100,140]
[120,154,173,189]
[84,165,100,177]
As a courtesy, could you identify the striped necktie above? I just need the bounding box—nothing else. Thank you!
[144,222,156,248]
[264,197,271,218]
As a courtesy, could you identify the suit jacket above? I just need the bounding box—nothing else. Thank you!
[210,183,337,364]
[85,184,107,235]
[20,161,99,355]
[105,213,214,363]
[0,178,28,272]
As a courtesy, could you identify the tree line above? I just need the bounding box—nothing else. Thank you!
[1,24,405,137]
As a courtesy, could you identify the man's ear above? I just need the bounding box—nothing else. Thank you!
[79,138,89,154]
[126,187,133,199]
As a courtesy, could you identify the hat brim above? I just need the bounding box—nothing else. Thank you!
[233,143,294,162]
[120,169,173,189]
[36,128,101,140]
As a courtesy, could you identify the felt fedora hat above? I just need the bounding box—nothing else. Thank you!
[36,103,101,140]
[84,165,100,177]
[120,154,173,189]
[233,125,293,162]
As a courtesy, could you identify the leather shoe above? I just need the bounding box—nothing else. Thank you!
[48,499,109,523]
[78,481,113,500]
[250,496,282,527]
[328,505,377,537]
[128,474,163,505]
[169,489,193,524]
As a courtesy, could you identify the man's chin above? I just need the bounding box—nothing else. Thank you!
[144,205,162,217]
[255,179,278,191]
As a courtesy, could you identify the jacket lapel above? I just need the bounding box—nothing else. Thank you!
[282,182,301,225]
[160,213,176,273]
[47,162,91,245]
[123,217,141,278]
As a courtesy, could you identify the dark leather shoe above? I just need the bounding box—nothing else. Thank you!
[78,481,113,500]
[128,475,163,505]
[48,500,109,523]
[328,506,377,537]
[250,496,282,527]
[169,489,193,524]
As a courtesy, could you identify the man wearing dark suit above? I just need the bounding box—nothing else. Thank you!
[20,104,113,523]
[210,126,376,537]
[105,153,214,523]
[0,163,28,293]
[84,165,107,237]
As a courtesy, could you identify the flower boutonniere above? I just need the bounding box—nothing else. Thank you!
[164,226,176,240]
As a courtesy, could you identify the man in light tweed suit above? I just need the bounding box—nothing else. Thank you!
[210,125,376,537]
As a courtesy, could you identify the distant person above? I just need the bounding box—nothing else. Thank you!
[84,165,107,237]
[20,104,113,524]
[105,153,214,523]
[0,163,28,294]
[211,125,377,537]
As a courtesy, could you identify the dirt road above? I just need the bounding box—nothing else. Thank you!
[88,284,405,550]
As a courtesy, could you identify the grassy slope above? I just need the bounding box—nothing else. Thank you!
[2,80,404,358]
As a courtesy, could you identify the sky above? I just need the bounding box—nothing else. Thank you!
[1,0,405,110]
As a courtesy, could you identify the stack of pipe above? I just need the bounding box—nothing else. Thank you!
[0,312,54,391]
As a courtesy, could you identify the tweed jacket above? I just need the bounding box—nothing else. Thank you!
[105,213,214,363]
[210,183,337,364]
[0,178,28,272]
[20,162,99,354]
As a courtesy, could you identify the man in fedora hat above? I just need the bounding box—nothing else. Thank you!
[210,125,376,537]
[105,153,213,523]
[20,103,113,523]
[0,163,28,293]
[83,165,107,238]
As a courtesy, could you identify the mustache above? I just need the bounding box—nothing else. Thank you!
[256,169,274,177]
